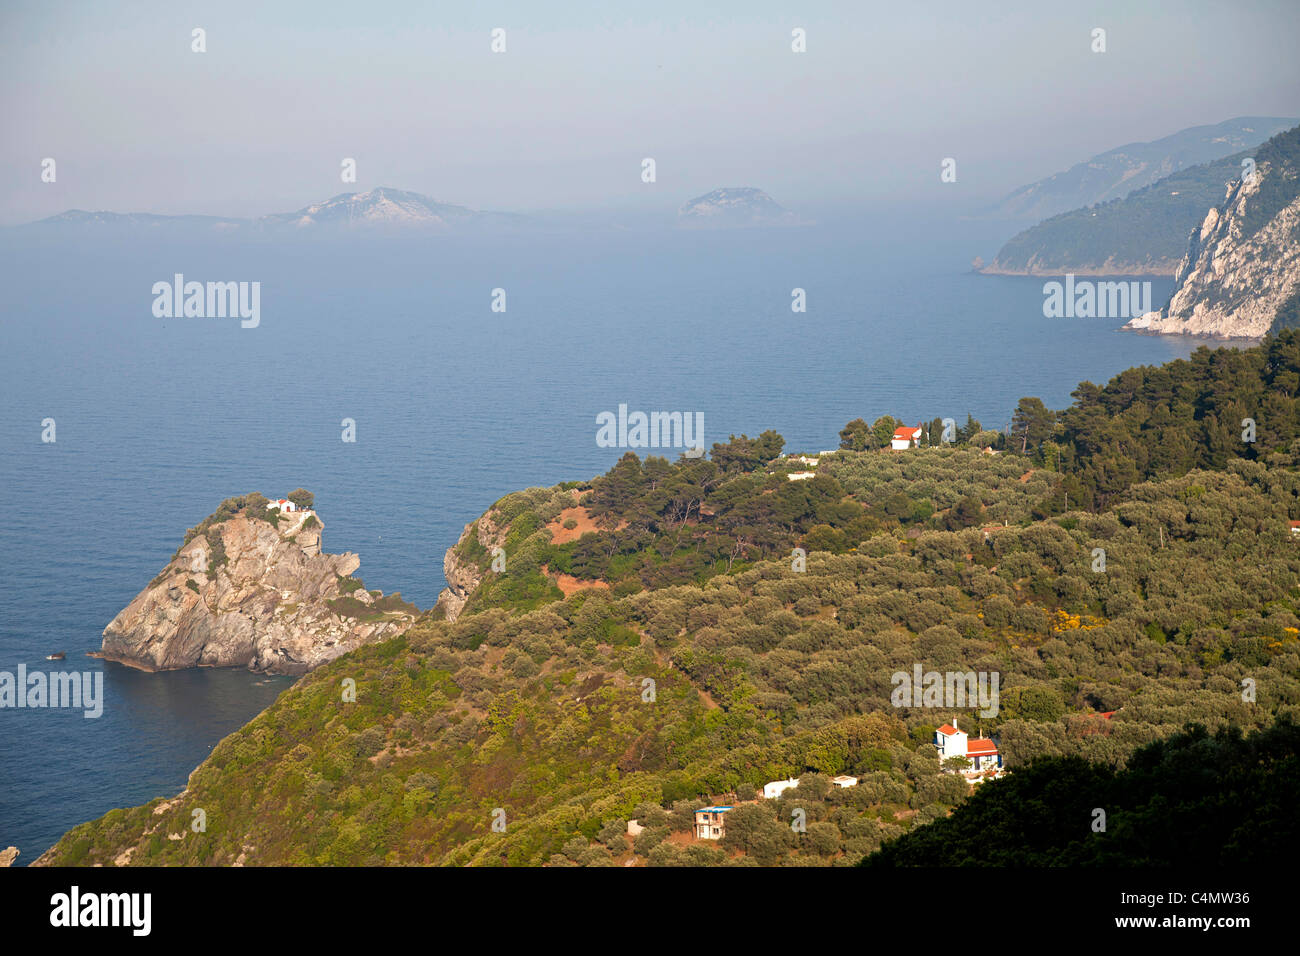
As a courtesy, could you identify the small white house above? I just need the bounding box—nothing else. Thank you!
[934,718,1001,772]
[787,471,817,481]
[762,777,801,799]
[268,498,298,513]
[891,425,923,450]
[830,775,858,789]
[935,720,966,758]
[965,737,1001,771]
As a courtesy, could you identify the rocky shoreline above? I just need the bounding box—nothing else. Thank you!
[980,262,1177,278]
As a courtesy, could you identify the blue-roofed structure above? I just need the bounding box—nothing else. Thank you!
[693,806,733,840]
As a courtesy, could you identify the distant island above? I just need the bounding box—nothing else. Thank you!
[21,185,807,235]
[677,187,802,229]
[25,187,526,235]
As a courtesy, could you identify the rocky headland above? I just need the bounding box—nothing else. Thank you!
[99,493,418,675]
[1126,124,1300,339]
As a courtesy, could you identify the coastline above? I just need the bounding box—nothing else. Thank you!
[1119,323,1264,343]
[84,649,158,673]
[978,264,1178,278]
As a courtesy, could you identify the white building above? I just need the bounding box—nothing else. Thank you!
[787,471,817,481]
[934,718,1001,772]
[762,777,801,799]
[268,498,298,513]
[830,775,859,789]
[891,425,923,450]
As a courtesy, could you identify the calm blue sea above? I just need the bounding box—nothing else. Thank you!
[0,216,1200,862]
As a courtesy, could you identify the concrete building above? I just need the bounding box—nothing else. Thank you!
[762,777,801,799]
[694,806,732,840]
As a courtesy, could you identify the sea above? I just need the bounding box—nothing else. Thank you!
[0,211,1204,862]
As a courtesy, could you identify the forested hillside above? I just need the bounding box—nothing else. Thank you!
[985,116,1294,222]
[39,333,1300,867]
[985,150,1253,275]
[865,720,1300,866]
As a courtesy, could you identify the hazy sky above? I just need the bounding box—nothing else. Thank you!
[2,0,1298,223]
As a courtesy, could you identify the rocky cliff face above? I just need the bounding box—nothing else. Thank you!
[436,512,506,623]
[1127,126,1300,339]
[100,506,416,675]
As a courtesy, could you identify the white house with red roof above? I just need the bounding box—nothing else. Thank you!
[934,718,1002,773]
[891,424,923,450]
[1290,520,1300,539]
[268,498,298,513]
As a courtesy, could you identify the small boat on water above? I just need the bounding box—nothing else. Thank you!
[46,652,66,660]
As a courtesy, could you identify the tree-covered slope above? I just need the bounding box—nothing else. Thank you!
[986,116,1294,222]
[864,720,1300,866]
[985,150,1253,275]
[37,334,1300,867]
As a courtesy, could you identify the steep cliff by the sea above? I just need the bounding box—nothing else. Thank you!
[99,494,418,675]
[1126,125,1300,339]
[436,511,508,623]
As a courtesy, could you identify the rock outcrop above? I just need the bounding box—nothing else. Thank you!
[100,500,417,675]
[436,513,506,623]
[1126,125,1300,339]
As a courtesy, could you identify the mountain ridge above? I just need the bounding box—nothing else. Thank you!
[20,187,526,234]
[986,116,1296,222]
[981,147,1261,276]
